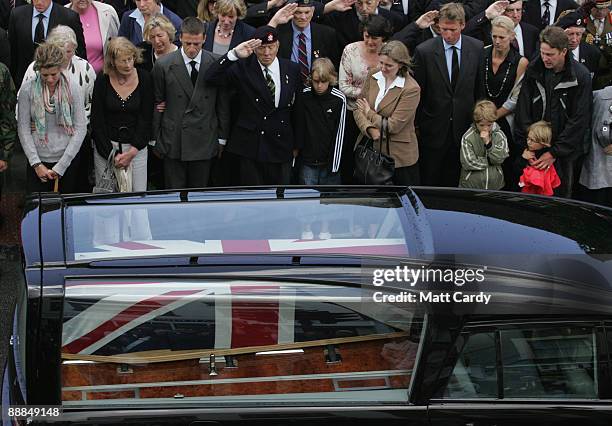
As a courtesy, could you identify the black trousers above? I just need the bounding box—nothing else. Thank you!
[341,110,360,184]
[420,131,461,187]
[26,153,81,194]
[393,163,420,186]
[164,158,212,189]
[553,157,576,199]
[239,156,291,185]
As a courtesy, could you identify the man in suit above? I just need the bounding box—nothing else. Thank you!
[152,17,230,189]
[268,0,339,83]
[1,0,68,30]
[204,25,301,185]
[464,0,540,59]
[582,0,612,88]
[413,2,483,187]
[556,10,601,75]
[118,0,181,46]
[523,0,578,31]
[8,0,86,87]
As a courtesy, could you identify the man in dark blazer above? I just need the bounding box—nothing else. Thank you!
[268,0,339,80]
[8,0,86,87]
[556,10,601,75]
[152,17,230,189]
[204,25,301,185]
[1,0,68,30]
[523,0,578,30]
[464,0,540,59]
[413,2,483,187]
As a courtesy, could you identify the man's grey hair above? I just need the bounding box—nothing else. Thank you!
[47,25,78,49]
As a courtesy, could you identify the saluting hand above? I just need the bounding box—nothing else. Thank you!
[485,1,509,20]
[269,2,298,27]
[416,10,439,29]
[234,39,263,59]
[324,0,356,14]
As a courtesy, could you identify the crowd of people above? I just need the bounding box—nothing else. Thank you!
[0,0,610,210]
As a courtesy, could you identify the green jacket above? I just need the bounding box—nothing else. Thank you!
[459,122,509,190]
[0,63,16,162]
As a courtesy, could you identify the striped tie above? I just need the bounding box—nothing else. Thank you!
[264,67,275,101]
[298,32,309,85]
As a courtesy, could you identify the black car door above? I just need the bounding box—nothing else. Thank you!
[428,320,612,426]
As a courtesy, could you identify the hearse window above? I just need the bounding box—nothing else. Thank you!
[61,279,425,408]
[502,326,597,399]
[443,332,497,398]
[66,197,409,260]
[441,325,598,399]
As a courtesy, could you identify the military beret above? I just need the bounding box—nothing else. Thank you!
[253,25,279,44]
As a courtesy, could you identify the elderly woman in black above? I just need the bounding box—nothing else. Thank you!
[91,37,153,192]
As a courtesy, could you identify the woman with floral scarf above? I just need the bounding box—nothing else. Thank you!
[18,42,87,193]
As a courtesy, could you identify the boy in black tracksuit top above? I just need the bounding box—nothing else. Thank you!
[294,58,346,185]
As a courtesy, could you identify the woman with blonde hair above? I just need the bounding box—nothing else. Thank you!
[18,42,87,193]
[197,0,217,22]
[478,15,528,190]
[353,40,421,185]
[203,0,255,55]
[91,37,153,192]
[139,13,178,71]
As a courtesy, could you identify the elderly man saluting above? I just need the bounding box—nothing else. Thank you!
[204,23,301,186]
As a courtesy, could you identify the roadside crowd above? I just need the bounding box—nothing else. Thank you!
[0,0,611,208]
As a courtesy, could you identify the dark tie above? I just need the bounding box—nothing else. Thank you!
[264,67,275,101]
[542,1,550,28]
[189,60,198,86]
[451,46,459,91]
[297,32,309,85]
[10,0,15,8]
[34,13,45,45]
[511,38,519,51]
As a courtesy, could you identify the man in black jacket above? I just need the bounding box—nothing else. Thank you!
[204,26,301,185]
[8,0,86,87]
[514,26,592,198]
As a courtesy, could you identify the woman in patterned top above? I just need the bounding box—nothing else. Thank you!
[338,15,393,183]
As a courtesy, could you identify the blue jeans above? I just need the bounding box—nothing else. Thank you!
[300,164,342,185]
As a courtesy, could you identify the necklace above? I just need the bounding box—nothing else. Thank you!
[216,25,234,39]
[116,72,134,86]
[484,52,512,99]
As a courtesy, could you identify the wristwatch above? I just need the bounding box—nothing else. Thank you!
[31,162,42,169]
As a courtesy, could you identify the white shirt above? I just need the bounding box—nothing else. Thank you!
[372,71,405,111]
[31,1,52,42]
[443,36,462,81]
[129,4,165,36]
[541,0,557,26]
[402,0,409,16]
[572,46,580,62]
[514,24,525,56]
[181,48,201,72]
[259,57,281,108]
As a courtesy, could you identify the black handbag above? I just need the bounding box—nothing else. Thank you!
[353,118,395,185]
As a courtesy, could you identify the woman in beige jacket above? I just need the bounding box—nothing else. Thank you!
[354,40,421,185]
